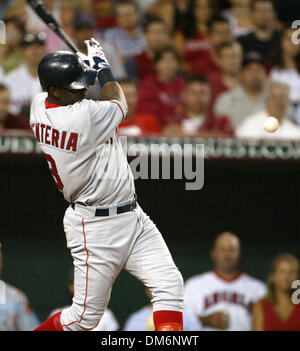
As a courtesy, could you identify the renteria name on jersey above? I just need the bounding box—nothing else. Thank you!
[31,123,79,153]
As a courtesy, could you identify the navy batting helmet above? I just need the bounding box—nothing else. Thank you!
[38,51,97,91]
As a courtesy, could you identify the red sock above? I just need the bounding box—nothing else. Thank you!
[34,311,64,331]
[153,310,183,331]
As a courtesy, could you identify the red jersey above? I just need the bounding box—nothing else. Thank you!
[209,73,228,110]
[134,51,155,81]
[200,114,233,136]
[118,113,161,136]
[137,74,185,127]
[261,298,300,331]
[181,32,211,75]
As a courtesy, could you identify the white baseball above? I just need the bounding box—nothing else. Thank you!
[264,116,279,133]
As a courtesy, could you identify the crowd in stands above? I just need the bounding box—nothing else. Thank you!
[1,233,300,331]
[0,0,299,140]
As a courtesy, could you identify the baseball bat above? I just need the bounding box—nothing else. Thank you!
[27,0,79,53]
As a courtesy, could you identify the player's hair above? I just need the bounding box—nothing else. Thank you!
[250,0,274,10]
[207,15,230,33]
[143,16,167,33]
[265,253,299,304]
[153,46,181,65]
[184,74,209,85]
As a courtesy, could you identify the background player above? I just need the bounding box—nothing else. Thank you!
[184,231,266,331]
[49,271,119,331]
[31,38,184,332]
[0,242,40,331]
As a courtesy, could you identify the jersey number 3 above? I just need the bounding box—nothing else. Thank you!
[44,154,64,191]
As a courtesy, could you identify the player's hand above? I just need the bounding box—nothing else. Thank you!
[201,312,229,330]
[78,37,110,72]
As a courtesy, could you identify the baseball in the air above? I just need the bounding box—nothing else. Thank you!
[264,116,279,133]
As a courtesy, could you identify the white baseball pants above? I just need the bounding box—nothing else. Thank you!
[60,202,184,331]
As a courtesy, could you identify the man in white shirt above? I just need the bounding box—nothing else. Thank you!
[236,81,300,140]
[5,33,46,117]
[184,232,266,331]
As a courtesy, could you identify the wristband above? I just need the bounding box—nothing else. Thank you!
[97,68,116,87]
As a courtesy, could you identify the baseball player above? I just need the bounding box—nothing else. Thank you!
[31,38,184,331]
[0,242,40,331]
[184,232,266,331]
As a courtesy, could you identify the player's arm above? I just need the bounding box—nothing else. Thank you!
[78,38,128,115]
[199,312,229,330]
[252,301,264,331]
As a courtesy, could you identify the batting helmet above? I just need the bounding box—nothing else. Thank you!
[38,51,97,91]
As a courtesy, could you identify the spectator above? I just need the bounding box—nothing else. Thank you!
[49,271,119,331]
[137,47,184,127]
[163,75,233,137]
[0,84,29,130]
[210,41,243,107]
[133,17,170,80]
[270,27,300,112]
[70,12,126,89]
[236,81,300,140]
[104,0,147,74]
[91,0,116,30]
[137,0,157,13]
[215,52,267,129]
[124,289,201,331]
[188,15,232,77]
[184,232,266,331]
[118,79,161,136]
[1,17,26,73]
[0,241,40,330]
[0,0,13,20]
[252,253,300,331]
[174,0,217,73]
[44,0,76,53]
[5,32,46,118]
[237,0,280,63]
[222,0,253,37]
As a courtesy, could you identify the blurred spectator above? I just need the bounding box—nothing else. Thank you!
[0,84,29,130]
[174,0,217,73]
[118,79,161,136]
[4,32,46,117]
[236,81,300,140]
[133,17,170,80]
[136,0,157,13]
[163,75,233,137]
[26,0,59,33]
[49,271,119,331]
[1,17,26,73]
[44,0,76,53]
[71,13,126,81]
[4,0,27,30]
[104,0,147,75]
[0,241,40,330]
[184,232,266,331]
[215,52,267,129]
[0,0,13,20]
[137,47,184,127]
[91,0,116,30]
[270,27,300,110]
[237,0,280,63]
[210,41,243,107]
[252,253,300,331]
[187,15,232,76]
[123,288,201,331]
[222,0,253,37]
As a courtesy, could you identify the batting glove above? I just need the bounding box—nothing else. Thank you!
[77,37,110,72]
